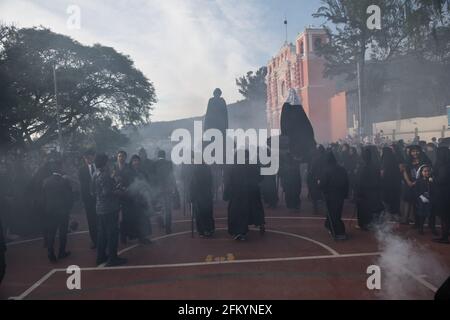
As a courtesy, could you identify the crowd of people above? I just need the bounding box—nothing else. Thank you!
[299,138,450,243]
[1,88,449,285]
[0,147,179,267]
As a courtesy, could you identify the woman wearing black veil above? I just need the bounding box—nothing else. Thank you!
[381,147,402,219]
[356,147,384,230]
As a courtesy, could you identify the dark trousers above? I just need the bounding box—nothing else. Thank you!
[47,213,69,256]
[83,198,97,245]
[325,196,346,236]
[97,211,119,265]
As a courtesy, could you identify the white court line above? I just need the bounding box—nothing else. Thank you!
[5,216,354,247]
[401,267,439,293]
[11,252,382,300]
[9,269,57,300]
[98,227,339,267]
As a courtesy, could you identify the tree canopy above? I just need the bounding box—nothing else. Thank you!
[0,26,156,151]
[235,66,268,102]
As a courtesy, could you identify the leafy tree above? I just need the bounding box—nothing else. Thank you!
[235,66,268,102]
[0,26,156,151]
[313,0,450,132]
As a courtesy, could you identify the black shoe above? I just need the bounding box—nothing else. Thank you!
[58,251,71,259]
[259,225,266,235]
[48,252,57,263]
[90,243,97,250]
[335,234,348,241]
[120,235,127,245]
[105,257,128,267]
[431,229,439,237]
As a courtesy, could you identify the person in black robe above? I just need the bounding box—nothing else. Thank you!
[380,147,402,219]
[78,149,97,249]
[346,147,359,200]
[319,152,349,240]
[153,150,178,234]
[279,153,301,211]
[204,88,228,198]
[28,160,53,247]
[42,160,74,262]
[432,147,450,244]
[356,147,384,230]
[307,145,326,214]
[126,155,152,244]
[204,88,228,135]
[280,89,316,162]
[190,161,215,237]
[224,151,265,241]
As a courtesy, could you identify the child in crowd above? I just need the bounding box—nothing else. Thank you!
[415,165,433,235]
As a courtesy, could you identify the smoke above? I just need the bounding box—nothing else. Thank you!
[374,219,449,299]
[127,178,157,216]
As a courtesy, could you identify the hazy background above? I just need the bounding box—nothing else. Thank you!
[0,0,323,121]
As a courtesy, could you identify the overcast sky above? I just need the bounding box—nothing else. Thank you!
[0,0,323,122]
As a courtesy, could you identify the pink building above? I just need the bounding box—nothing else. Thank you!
[266,28,348,143]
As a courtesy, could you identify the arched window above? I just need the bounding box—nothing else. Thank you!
[314,37,322,51]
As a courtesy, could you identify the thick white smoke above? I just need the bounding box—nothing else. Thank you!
[374,219,449,299]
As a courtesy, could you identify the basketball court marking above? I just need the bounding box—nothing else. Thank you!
[9,224,441,300]
[5,216,359,247]
[8,227,348,300]
[11,251,382,300]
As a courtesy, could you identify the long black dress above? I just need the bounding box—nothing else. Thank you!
[356,148,384,229]
[319,152,349,237]
[190,164,215,236]
[126,168,152,241]
[280,102,316,162]
[381,147,402,215]
[224,162,265,237]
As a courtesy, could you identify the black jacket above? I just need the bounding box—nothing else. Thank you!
[42,173,74,215]
[320,164,349,199]
[78,164,95,203]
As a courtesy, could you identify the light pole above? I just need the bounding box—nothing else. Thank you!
[53,64,63,154]
[356,60,363,137]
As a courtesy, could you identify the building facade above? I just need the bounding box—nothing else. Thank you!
[266,28,348,143]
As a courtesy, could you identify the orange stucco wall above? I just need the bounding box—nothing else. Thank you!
[328,92,348,142]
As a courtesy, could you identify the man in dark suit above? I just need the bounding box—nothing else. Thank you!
[43,159,74,263]
[78,149,97,249]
